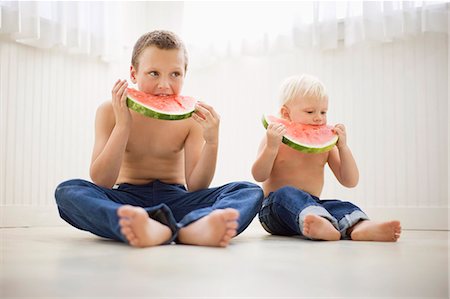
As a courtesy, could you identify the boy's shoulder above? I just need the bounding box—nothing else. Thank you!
[94,101,115,129]
[95,100,115,120]
[97,100,113,113]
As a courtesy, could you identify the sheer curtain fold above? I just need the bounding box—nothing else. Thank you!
[182,1,448,64]
[0,1,128,62]
[308,1,448,48]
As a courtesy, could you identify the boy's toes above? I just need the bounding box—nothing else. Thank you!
[223,234,232,242]
[119,218,130,227]
[228,221,238,230]
[117,205,134,217]
[120,226,131,234]
[226,229,237,238]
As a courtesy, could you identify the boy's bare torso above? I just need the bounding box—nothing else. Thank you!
[116,108,192,186]
[263,143,329,197]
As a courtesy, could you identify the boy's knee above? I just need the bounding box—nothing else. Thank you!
[225,181,264,207]
[56,179,89,190]
[226,181,263,194]
[239,181,264,200]
[55,179,90,204]
[233,181,260,190]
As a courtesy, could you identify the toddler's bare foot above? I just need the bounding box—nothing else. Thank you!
[117,205,172,248]
[302,214,340,241]
[350,220,401,242]
[178,208,239,247]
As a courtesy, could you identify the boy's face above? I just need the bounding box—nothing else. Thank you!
[281,96,328,125]
[130,46,185,95]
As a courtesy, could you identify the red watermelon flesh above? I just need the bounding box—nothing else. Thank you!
[263,115,338,153]
[126,87,196,120]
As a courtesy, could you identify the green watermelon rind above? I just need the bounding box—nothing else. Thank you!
[262,115,338,154]
[127,96,195,121]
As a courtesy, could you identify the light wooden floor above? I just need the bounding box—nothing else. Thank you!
[1,221,448,298]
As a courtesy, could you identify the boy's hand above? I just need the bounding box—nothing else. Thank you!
[111,79,131,128]
[192,102,220,144]
[333,124,347,149]
[266,123,286,150]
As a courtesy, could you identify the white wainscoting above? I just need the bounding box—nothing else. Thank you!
[1,32,448,230]
[0,40,114,227]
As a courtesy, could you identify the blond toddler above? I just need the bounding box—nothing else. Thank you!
[252,74,401,241]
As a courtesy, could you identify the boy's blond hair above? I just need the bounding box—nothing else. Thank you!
[132,30,188,72]
[279,74,328,106]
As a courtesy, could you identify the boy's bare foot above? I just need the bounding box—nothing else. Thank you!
[350,220,401,242]
[178,208,239,247]
[302,214,341,241]
[117,205,172,248]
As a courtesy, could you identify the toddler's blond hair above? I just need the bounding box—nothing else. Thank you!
[279,74,328,106]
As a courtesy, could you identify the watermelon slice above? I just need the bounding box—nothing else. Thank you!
[126,87,196,120]
[262,115,338,153]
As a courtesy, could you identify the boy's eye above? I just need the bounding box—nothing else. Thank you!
[171,72,181,78]
[306,111,313,114]
[321,111,327,115]
[149,71,159,77]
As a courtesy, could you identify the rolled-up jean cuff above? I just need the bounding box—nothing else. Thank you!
[298,206,339,235]
[338,210,370,239]
[259,219,273,234]
[145,204,179,244]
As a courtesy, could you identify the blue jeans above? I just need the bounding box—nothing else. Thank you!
[55,179,264,244]
[258,186,369,239]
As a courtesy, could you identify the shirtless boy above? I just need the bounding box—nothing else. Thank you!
[55,30,263,247]
[252,74,401,241]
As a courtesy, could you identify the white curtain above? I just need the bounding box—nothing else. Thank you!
[0,1,128,62]
[182,1,448,67]
[0,1,447,63]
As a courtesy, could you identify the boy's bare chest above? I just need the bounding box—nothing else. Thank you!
[125,115,190,158]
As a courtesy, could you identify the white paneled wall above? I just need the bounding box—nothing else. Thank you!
[0,40,114,226]
[1,32,448,229]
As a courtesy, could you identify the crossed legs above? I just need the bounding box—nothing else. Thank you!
[117,205,239,248]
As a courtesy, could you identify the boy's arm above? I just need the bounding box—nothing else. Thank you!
[327,124,359,188]
[251,123,286,182]
[90,80,131,188]
[183,102,220,191]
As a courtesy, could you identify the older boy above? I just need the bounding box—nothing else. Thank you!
[55,30,263,248]
[252,74,401,241]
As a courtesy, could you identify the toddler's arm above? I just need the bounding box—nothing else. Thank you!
[327,124,359,187]
[251,123,286,182]
[90,80,131,188]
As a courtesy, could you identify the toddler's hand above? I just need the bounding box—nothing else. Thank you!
[333,124,347,148]
[111,79,131,128]
[266,123,286,150]
[192,102,220,144]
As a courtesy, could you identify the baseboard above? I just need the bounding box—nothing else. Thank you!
[0,205,66,227]
[0,205,448,230]
[364,207,449,231]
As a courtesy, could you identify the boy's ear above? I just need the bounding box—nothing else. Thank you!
[280,105,291,121]
[130,66,137,84]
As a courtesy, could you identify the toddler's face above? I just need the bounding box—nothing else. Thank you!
[130,46,185,95]
[283,96,328,125]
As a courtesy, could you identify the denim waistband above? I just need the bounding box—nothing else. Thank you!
[114,180,186,190]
